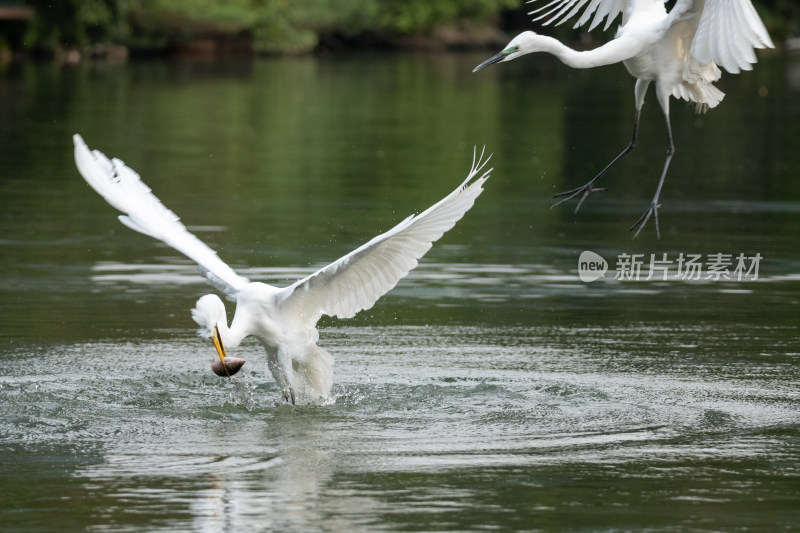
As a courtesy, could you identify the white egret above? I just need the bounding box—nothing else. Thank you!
[73,135,491,404]
[474,0,773,237]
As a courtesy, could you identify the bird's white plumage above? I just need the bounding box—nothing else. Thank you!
[681,0,774,73]
[476,0,773,237]
[528,0,773,73]
[74,135,491,404]
[281,150,491,323]
[530,0,627,31]
[74,135,249,297]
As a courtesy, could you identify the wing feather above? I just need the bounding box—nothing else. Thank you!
[528,0,774,70]
[540,0,584,26]
[528,0,627,31]
[279,148,492,324]
[73,134,249,297]
[688,0,773,74]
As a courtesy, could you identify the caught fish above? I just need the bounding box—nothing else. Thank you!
[211,358,245,377]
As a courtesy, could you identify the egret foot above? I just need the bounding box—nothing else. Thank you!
[552,181,607,213]
[283,387,296,405]
[630,202,661,239]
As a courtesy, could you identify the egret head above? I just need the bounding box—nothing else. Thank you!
[473,32,536,72]
[191,294,227,339]
[191,294,245,376]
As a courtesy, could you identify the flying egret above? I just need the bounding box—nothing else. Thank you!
[474,0,773,238]
[73,135,492,405]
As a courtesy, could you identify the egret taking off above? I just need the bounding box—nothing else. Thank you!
[474,0,773,237]
[73,135,491,405]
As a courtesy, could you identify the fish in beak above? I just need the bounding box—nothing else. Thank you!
[210,324,245,377]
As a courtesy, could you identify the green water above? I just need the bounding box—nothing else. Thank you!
[1,52,799,531]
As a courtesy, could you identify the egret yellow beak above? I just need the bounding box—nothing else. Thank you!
[212,324,227,365]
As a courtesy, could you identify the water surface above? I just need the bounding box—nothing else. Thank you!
[1,52,799,531]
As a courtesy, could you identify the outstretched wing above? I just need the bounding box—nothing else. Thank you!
[527,0,628,31]
[73,134,249,298]
[279,148,492,324]
[681,0,774,74]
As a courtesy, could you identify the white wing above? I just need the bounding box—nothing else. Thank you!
[73,134,249,297]
[279,148,492,324]
[527,0,628,31]
[682,0,774,74]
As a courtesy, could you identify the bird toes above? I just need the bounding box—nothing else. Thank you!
[283,387,296,405]
[630,202,661,240]
[552,182,606,212]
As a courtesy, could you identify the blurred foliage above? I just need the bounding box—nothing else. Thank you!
[761,0,800,42]
[13,0,516,55]
[5,0,798,56]
[22,0,121,50]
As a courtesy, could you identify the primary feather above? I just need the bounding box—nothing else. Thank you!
[281,148,491,324]
[74,135,249,298]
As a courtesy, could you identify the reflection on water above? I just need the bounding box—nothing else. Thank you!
[86,256,800,305]
[1,53,799,531]
[1,323,798,531]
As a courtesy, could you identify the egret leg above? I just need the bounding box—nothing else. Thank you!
[552,109,641,212]
[278,351,297,405]
[269,351,297,405]
[630,106,675,239]
[282,386,296,405]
